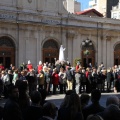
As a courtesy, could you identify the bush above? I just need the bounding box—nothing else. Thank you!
[73,58,81,67]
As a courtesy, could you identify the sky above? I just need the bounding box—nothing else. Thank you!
[78,0,90,10]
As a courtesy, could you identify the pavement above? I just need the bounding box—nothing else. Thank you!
[0,92,120,108]
[46,92,120,108]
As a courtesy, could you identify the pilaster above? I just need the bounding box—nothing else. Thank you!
[106,36,112,68]
[66,30,77,64]
[102,36,107,68]
[97,36,102,66]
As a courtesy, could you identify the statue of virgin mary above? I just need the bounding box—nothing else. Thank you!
[59,45,66,61]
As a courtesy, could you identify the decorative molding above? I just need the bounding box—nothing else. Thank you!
[66,30,77,39]
[106,36,111,41]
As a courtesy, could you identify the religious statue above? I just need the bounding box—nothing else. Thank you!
[59,45,66,61]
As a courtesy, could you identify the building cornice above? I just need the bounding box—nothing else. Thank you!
[0,8,120,32]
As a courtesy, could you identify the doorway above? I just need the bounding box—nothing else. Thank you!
[114,43,120,65]
[0,37,15,68]
[82,43,95,67]
[83,58,93,68]
[42,39,59,64]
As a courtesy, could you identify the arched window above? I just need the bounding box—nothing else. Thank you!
[0,36,15,47]
[114,44,120,51]
[43,40,58,49]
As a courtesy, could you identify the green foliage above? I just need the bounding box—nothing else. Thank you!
[84,50,90,55]
[73,58,81,67]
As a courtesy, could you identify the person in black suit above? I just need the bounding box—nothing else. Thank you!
[97,96,120,120]
[3,85,23,120]
[83,89,105,120]
[106,69,113,92]
[58,93,83,120]
[24,91,43,120]
[39,102,58,120]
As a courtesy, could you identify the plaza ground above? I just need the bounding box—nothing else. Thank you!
[0,92,120,108]
[46,92,120,108]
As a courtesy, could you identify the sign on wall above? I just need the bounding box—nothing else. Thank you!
[0,13,61,25]
[0,14,16,19]
[41,19,61,25]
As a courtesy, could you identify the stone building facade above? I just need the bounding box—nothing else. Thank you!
[0,0,120,68]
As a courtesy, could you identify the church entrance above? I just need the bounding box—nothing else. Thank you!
[0,37,15,68]
[114,43,120,65]
[42,40,59,64]
[81,40,95,68]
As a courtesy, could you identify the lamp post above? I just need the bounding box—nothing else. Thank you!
[82,38,92,68]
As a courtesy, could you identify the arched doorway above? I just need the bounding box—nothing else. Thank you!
[114,43,120,65]
[81,40,95,67]
[0,36,15,68]
[42,39,59,63]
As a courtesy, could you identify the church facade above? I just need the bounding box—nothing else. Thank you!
[0,0,120,68]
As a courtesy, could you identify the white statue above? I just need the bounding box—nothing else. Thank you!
[59,45,66,61]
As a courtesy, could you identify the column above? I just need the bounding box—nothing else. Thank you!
[106,36,112,68]
[97,36,102,66]
[102,36,107,68]
[67,31,75,65]
[36,29,40,65]
[67,37,73,64]
[73,34,80,62]
[39,26,45,62]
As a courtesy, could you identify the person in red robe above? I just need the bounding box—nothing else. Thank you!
[0,63,4,70]
[76,62,80,71]
[27,60,33,71]
[37,61,43,74]
[52,68,59,94]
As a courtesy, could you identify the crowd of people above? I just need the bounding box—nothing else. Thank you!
[0,86,120,120]
[0,60,120,96]
[0,60,120,119]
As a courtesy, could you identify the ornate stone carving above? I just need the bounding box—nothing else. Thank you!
[106,36,111,41]
[66,30,77,39]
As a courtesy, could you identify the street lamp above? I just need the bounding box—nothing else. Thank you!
[82,38,92,68]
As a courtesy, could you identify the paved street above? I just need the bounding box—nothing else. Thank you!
[0,92,120,108]
[46,92,120,108]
